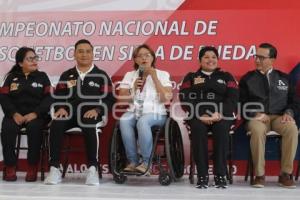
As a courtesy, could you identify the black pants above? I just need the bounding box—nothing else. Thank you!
[49,114,101,168]
[1,117,45,166]
[189,118,232,177]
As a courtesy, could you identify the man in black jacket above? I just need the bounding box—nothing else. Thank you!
[44,39,115,185]
[240,43,299,188]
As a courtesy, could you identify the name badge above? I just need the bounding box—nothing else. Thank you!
[10,83,19,91]
[67,79,77,88]
[194,76,205,85]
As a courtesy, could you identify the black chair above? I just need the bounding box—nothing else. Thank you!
[14,127,49,181]
[61,127,102,179]
[187,123,235,185]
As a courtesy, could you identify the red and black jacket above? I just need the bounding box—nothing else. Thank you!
[54,66,115,116]
[179,68,239,118]
[0,70,52,118]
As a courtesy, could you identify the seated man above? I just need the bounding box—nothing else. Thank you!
[44,39,115,185]
[239,43,299,188]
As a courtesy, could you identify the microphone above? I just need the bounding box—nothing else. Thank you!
[138,65,144,78]
[137,66,145,91]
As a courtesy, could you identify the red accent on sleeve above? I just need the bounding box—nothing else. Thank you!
[100,85,113,93]
[180,81,191,90]
[227,81,238,89]
[0,86,9,94]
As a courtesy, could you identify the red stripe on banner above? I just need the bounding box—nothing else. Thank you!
[0,86,9,94]
[227,81,238,89]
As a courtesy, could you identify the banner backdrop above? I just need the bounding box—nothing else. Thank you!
[1,0,300,175]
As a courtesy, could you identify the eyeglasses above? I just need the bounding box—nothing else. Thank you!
[25,55,39,62]
[253,54,270,62]
[136,53,152,59]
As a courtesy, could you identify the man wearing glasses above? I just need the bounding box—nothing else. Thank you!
[239,43,299,188]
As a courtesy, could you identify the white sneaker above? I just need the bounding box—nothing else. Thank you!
[85,166,99,186]
[44,166,62,185]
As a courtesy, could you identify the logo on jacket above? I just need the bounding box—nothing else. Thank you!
[89,81,100,88]
[277,80,288,90]
[31,82,43,88]
[194,76,205,85]
[10,83,19,91]
[217,79,226,84]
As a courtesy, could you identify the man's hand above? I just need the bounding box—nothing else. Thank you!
[254,113,270,123]
[54,108,69,119]
[23,112,37,123]
[83,109,98,120]
[281,113,295,124]
[13,113,25,125]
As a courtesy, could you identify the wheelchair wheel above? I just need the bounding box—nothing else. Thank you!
[164,118,185,181]
[159,172,172,186]
[109,121,127,183]
[113,174,127,184]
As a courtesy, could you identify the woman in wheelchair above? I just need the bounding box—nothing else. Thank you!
[179,46,239,188]
[0,47,52,182]
[117,44,172,174]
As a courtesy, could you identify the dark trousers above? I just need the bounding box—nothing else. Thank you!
[189,118,232,177]
[1,117,44,166]
[49,114,101,168]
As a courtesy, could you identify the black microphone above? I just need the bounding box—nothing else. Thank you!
[137,66,145,91]
[138,66,144,78]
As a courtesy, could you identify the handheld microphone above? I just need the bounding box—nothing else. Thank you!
[138,66,144,78]
[137,66,145,91]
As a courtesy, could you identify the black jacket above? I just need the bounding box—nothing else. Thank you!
[54,66,115,115]
[0,70,52,118]
[179,68,239,118]
[239,69,300,118]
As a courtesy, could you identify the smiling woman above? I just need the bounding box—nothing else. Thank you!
[0,46,52,182]
[179,46,239,189]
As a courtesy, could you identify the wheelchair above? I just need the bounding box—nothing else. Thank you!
[109,117,184,186]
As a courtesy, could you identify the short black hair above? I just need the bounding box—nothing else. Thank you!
[75,39,93,50]
[198,46,219,60]
[259,43,277,59]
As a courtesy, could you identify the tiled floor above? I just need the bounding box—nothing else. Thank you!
[0,174,299,200]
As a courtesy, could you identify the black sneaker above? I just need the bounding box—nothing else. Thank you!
[214,175,228,189]
[195,175,209,189]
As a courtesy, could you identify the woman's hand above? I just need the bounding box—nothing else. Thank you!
[133,77,145,92]
[23,112,38,123]
[144,67,157,78]
[199,114,214,125]
[210,112,222,122]
[13,113,25,125]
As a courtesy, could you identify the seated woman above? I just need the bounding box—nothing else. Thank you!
[118,44,172,174]
[179,46,238,189]
[0,47,52,182]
